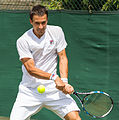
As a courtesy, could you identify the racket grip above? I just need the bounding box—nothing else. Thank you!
[72,91,77,95]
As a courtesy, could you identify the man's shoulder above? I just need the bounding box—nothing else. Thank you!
[17,28,32,43]
[47,25,63,36]
[47,25,62,31]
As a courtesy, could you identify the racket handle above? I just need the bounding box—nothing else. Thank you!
[72,91,77,95]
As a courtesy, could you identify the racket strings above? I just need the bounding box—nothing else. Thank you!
[83,93,112,117]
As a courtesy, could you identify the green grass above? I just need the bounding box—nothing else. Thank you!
[0,116,37,120]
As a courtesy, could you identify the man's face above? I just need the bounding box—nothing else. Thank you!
[30,14,48,38]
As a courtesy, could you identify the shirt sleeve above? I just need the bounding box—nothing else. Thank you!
[16,38,33,60]
[56,27,67,53]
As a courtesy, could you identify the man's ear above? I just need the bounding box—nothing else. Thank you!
[30,19,33,25]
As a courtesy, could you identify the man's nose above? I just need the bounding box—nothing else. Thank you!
[39,23,43,29]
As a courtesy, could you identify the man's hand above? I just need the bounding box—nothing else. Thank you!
[54,76,65,91]
[63,84,74,94]
[55,77,74,94]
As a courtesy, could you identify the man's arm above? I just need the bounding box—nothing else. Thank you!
[58,49,74,94]
[21,58,51,80]
[58,49,68,81]
[21,57,65,91]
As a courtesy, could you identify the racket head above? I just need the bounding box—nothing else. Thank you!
[81,91,113,118]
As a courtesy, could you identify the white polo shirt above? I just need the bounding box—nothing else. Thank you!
[17,25,67,88]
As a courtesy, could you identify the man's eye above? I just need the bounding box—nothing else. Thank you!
[42,21,46,25]
[35,22,40,25]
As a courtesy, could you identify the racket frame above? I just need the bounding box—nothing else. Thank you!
[73,91,113,118]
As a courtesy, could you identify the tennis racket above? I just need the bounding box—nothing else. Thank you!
[73,91,113,118]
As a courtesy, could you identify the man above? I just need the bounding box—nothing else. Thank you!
[10,5,81,120]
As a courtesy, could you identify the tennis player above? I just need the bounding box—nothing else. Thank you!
[10,5,81,120]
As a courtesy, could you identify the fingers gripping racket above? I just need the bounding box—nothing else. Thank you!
[73,91,113,118]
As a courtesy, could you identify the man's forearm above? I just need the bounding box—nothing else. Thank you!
[22,58,52,80]
[59,56,68,79]
[28,67,52,80]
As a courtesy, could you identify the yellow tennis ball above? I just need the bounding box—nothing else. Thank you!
[37,85,45,94]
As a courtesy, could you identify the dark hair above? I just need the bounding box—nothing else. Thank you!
[30,5,48,21]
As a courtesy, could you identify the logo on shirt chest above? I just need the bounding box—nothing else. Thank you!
[50,40,54,45]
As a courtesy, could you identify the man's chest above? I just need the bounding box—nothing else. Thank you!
[28,32,57,56]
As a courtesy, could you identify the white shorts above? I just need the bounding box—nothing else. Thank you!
[10,84,80,120]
